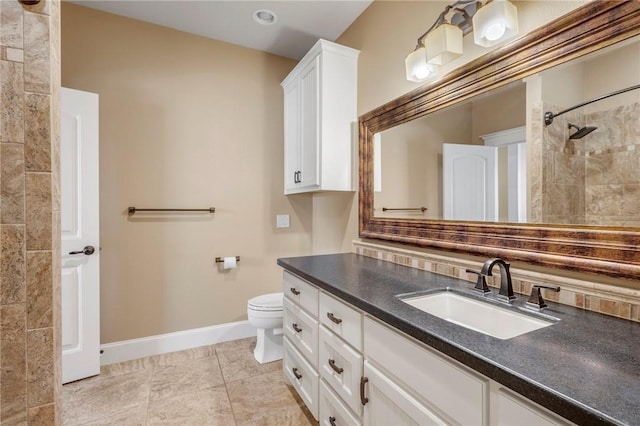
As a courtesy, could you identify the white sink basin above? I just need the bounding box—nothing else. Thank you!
[401,291,554,339]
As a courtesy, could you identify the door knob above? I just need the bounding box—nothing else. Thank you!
[69,246,95,255]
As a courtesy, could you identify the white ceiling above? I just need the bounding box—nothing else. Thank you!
[71,0,372,60]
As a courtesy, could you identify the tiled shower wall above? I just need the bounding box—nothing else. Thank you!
[584,103,640,226]
[0,0,61,424]
[534,101,640,226]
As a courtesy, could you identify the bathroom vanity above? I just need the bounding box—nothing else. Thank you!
[278,253,639,426]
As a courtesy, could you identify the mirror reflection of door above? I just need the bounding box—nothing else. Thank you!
[443,144,498,221]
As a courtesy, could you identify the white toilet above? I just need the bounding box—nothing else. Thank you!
[247,292,284,364]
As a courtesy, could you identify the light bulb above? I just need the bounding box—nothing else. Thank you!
[484,20,506,41]
[472,0,518,47]
[415,65,431,79]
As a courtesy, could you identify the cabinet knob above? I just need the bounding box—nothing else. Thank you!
[290,287,301,296]
[329,416,337,426]
[292,323,302,333]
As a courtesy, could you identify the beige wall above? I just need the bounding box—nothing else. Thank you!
[61,4,313,343]
[0,0,61,423]
[60,1,592,343]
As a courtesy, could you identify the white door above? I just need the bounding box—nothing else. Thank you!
[61,87,100,384]
[298,55,320,191]
[443,143,498,221]
[362,361,447,426]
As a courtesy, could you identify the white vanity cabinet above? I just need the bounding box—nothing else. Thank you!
[281,39,359,195]
[281,270,573,425]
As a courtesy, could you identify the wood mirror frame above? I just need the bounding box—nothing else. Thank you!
[359,1,640,280]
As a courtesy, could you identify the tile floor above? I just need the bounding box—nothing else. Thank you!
[62,337,317,425]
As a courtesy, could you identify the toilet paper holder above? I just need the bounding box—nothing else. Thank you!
[215,256,240,263]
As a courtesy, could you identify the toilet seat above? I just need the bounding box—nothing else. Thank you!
[248,292,283,312]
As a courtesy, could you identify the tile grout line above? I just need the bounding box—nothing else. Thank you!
[214,345,239,426]
[143,359,154,426]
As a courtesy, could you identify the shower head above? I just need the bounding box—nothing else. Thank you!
[568,123,597,139]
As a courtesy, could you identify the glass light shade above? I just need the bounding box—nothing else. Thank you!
[405,46,438,82]
[425,23,463,66]
[473,0,518,47]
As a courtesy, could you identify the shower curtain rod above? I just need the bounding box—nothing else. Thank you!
[544,84,640,125]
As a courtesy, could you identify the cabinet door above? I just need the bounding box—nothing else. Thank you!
[319,325,363,415]
[495,388,571,426]
[319,380,361,426]
[284,297,319,369]
[283,337,320,420]
[298,55,320,191]
[283,80,300,193]
[363,361,447,426]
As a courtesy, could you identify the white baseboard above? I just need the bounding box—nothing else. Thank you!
[100,320,256,366]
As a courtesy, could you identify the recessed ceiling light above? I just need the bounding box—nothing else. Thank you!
[253,9,277,26]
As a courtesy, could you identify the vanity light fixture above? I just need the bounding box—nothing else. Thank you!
[405,0,518,82]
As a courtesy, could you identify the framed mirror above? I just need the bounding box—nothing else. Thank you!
[359,1,640,279]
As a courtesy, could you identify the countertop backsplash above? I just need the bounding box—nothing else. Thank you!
[353,240,640,323]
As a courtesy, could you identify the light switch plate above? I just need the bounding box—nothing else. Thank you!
[276,214,290,228]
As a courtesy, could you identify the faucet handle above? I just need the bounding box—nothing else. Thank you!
[466,269,490,293]
[526,284,560,310]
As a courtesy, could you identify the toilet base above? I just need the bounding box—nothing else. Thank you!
[254,327,283,364]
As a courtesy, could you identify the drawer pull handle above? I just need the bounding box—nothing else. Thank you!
[328,359,344,374]
[292,323,302,333]
[290,287,301,296]
[292,367,302,380]
[329,416,337,426]
[327,312,342,324]
[360,376,369,406]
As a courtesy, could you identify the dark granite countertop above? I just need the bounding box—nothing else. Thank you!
[277,253,640,426]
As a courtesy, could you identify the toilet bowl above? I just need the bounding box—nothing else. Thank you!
[247,292,284,364]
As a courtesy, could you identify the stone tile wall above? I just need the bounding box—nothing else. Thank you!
[584,103,640,226]
[353,240,640,323]
[0,0,60,424]
[534,101,640,226]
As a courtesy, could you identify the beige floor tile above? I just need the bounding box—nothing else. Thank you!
[150,344,216,367]
[62,368,151,425]
[147,384,234,425]
[100,357,154,378]
[215,337,256,354]
[226,370,307,425]
[150,355,225,397]
[237,402,316,426]
[63,340,318,426]
[217,344,282,383]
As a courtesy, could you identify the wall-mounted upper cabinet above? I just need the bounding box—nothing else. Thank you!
[281,39,359,195]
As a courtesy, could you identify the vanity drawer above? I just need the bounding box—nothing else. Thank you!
[319,379,362,426]
[284,296,319,368]
[283,271,319,317]
[364,316,488,425]
[319,292,362,351]
[319,325,364,416]
[283,337,319,420]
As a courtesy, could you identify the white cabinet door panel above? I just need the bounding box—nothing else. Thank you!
[283,337,319,420]
[319,325,363,416]
[363,361,447,426]
[284,296,319,369]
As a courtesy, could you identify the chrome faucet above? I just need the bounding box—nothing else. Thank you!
[481,258,516,302]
